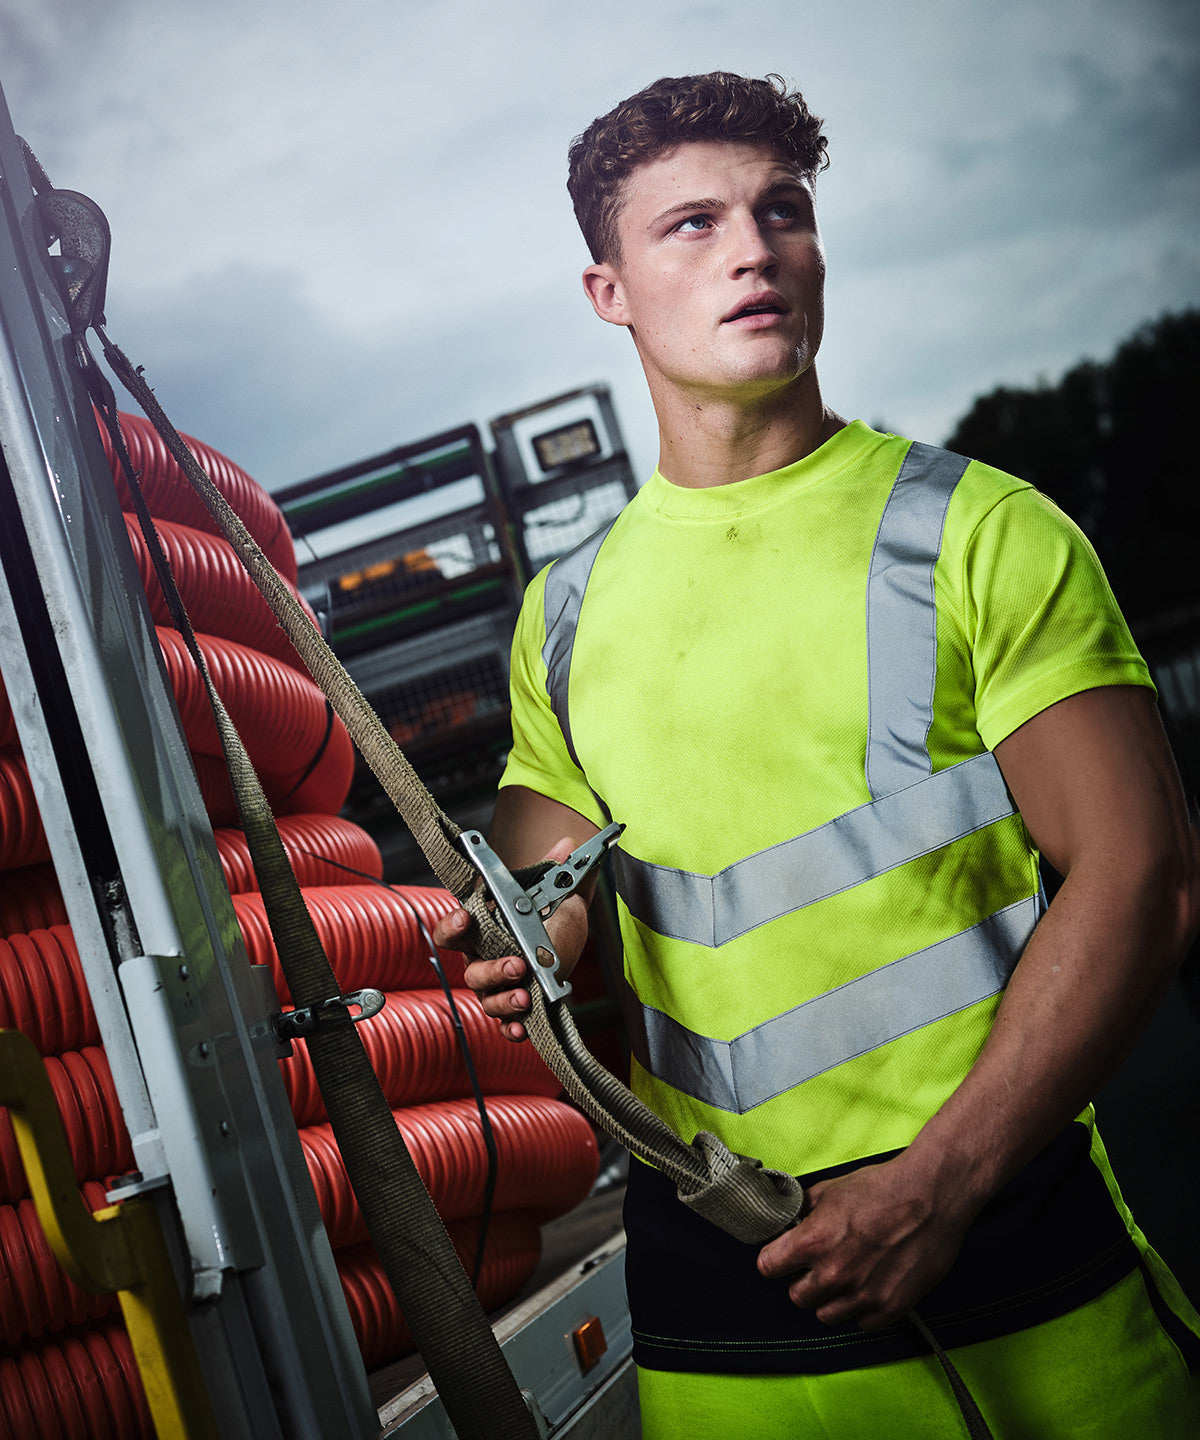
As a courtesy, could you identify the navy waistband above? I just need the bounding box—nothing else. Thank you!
[625,1121,1139,1375]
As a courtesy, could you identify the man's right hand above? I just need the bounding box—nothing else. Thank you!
[431,836,591,1042]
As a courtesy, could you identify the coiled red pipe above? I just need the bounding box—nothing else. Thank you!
[300,1094,597,1249]
[0,927,98,1056]
[154,627,353,815]
[122,514,317,673]
[98,409,297,583]
[214,814,382,895]
[0,678,15,750]
[0,753,50,873]
[1,626,356,838]
[338,1211,542,1368]
[0,865,68,937]
[232,884,463,1002]
[280,988,560,1126]
[0,1181,117,1345]
[0,1318,151,1439]
[0,1047,132,1203]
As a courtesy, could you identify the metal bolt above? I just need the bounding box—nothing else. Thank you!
[514,896,533,914]
[219,1121,231,1138]
[178,964,190,982]
[198,1041,210,1059]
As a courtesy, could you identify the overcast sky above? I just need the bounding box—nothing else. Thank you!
[1,0,1196,490]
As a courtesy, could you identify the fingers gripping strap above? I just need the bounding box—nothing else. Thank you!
[103,339,808,1250]
[98,328,997,1440]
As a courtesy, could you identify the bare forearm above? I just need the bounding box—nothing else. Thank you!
[759,689,1199,1326]
[902,852,1196,1219]
[758,856,1195,1326]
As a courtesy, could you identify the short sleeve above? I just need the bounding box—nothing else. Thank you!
[961,486,1154,750]
[499,569,608,827]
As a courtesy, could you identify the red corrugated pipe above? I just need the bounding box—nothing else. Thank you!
[280,987,560,1126]
[0,1046,132,1203]
[0,1318,152,1439]
[232,883,464,1003]
[97,409,297,583]
[337,1211,542,1369]
[0,1181,117,1345]
[0,926,98,1056]
[154,626,353,816]
[122,513,318,673]
[214,814,382,895]
[1,627,354,836]
[0,865,69,937]
[0,753,50,873]
[300,1094,597,1249]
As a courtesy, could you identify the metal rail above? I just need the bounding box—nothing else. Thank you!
[0,75,377,1439]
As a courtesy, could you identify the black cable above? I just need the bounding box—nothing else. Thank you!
[276,700,336,809]
[295,847,500,1288]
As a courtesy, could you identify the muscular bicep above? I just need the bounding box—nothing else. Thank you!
[992,685,1192,885]
[490,785,600,870]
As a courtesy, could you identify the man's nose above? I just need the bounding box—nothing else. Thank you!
[726,213,778,277]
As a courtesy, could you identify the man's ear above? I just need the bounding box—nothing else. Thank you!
[583,263,630,327]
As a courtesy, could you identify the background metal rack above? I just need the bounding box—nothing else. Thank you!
[276,386,639,883]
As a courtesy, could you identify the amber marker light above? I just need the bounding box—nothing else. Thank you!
[570,1315,608,1372]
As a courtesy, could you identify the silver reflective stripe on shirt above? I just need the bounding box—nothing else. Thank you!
[541,518,618,769]
[614,750,1013,948]
[627,895,1040,1114]
[865,443,971,799]
[539,442,1032,1112]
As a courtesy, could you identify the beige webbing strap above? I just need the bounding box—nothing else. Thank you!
[101,339,993,1439]
[99,331,808,1246]
[91,366,542,1440]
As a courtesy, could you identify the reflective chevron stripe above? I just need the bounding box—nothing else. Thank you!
[614,750,1014,947]
[541,519,617,770]
[865,444,970,798]
[627,896,1040,1114]
[540,444,1034,1115]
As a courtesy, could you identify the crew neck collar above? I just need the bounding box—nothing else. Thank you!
[641,419,884,519]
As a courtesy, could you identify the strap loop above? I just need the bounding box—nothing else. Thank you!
[93,324,992,1440]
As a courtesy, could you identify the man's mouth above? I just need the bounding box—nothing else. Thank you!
[722,292,789,323]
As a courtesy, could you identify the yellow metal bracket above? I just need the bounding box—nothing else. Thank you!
[0,1027,221,1440]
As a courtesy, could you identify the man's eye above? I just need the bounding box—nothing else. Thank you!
[763,202,797,223]
[676,214,712,233]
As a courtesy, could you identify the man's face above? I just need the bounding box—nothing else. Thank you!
[584,140,826,406]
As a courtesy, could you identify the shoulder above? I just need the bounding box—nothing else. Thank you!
[919,446,1094,574]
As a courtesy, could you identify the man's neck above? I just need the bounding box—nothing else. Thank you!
[651,372,846,489]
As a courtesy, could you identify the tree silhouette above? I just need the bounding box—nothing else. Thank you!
[946,309,1200,624]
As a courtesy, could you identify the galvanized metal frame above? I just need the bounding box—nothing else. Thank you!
[379,1236,635,1438]
[0,78,376,1439]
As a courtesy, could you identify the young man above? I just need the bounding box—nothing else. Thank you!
[435,73,1200,1436]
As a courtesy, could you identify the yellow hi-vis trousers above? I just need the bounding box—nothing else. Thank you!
[638,1269,1200,1439]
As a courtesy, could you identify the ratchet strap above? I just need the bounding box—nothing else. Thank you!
[95,332,808,1246]
[34,149,991,1437]
[98,341,992,1440]
[83,361,542,1440]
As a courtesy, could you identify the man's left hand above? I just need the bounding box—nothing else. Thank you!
[756,1153,976,1329]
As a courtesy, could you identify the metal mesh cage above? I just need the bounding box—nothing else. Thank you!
[345,609,515,752]
[298,505,504,632]
[519,480,631,568]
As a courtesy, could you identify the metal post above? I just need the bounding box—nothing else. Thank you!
[0,76,377,1438]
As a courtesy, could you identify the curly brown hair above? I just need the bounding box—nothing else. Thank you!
[568,72,829,264]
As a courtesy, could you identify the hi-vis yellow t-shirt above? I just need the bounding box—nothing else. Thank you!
[500,420,1152,1176]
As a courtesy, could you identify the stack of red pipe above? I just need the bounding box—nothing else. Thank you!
[0,416,599,1431]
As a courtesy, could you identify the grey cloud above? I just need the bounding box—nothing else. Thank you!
[103,256,649,491]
